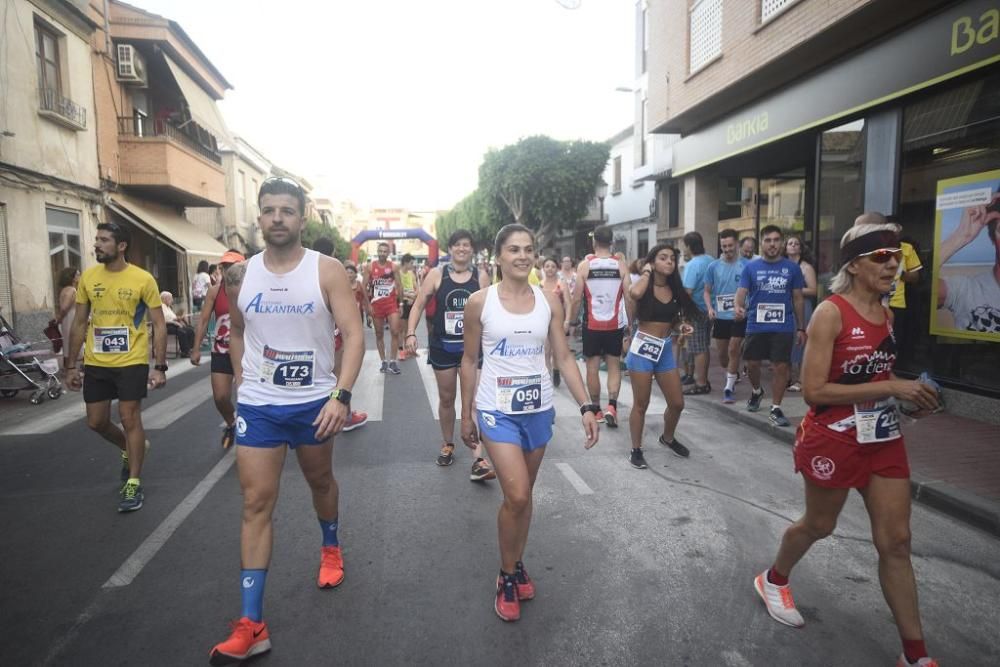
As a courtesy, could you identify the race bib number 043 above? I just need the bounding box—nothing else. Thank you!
[94,327,130,354]
[259,346,315,387]
[496,374,543,414]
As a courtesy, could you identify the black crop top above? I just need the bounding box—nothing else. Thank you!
[636,283,681,323]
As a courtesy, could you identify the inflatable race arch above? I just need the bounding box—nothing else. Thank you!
[350,229,440,267]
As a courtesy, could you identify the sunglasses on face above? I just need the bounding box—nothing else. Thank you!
[859,248,902,264]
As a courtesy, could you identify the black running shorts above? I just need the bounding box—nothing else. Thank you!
[711,318,747,340]
[742,332,794,363]
[582,327,625,358]
[211,352,234,375]
[83,364,149,403]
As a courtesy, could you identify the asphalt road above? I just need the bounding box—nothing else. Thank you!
[1,330,997,667]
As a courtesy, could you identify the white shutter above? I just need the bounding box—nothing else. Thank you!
[689,0,722,73]
[761,0,800,24]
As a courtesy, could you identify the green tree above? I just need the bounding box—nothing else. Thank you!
[301,219,352,260]
[478,135,609,250]
[436,190,493,251]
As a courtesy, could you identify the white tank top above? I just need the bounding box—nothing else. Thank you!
[476,285,553,414]
[584,256,624,331]
[237,249,338,406]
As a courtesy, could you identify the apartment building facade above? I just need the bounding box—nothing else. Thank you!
[646,0,1000,400]
[603,126,658,262]
[91,0,229,307]
[0,0,102,336]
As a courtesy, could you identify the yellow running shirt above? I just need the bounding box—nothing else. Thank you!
[76,263,162,368]
[887,242,922,309]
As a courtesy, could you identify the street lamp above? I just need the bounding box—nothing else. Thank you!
[596,179,608,224]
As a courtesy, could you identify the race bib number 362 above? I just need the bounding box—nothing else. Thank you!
[259,346,315,387]
[496,374,543,414]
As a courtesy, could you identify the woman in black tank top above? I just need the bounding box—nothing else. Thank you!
[624,244,699,468]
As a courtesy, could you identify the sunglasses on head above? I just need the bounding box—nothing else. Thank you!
[859,248,902,263]
[261,176,303,191]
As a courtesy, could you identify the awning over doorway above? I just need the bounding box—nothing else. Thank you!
[163,55,232,144]
[107,194,227,258]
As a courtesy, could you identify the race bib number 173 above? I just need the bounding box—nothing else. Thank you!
[259,346,315,387]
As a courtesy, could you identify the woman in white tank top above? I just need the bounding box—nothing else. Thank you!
[459,224,599,623]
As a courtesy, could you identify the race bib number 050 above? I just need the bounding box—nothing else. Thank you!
[94,327,130,354]
[496,374,543,414]
[756,303,785,324]
[260,346,315,387]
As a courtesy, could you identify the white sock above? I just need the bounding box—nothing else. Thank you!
[771,404,781,411]
[725,373,737,391]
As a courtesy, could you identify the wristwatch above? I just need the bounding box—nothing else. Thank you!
[330,388,352,406]
[579,403,601,416]
[154,364,168,372]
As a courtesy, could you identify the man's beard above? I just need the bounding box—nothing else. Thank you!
[264,227,299,247]
[96,250,118,264]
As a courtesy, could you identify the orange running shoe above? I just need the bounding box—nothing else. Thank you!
[603,404,618,428]
[209,617,270,665]
[514,561,535,601]
[318,545,345,588]
[495,574,520,622]
[342,410,368,432]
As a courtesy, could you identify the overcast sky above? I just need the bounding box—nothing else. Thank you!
[133,0,635,211]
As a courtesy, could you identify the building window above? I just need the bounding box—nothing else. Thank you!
[897,71,1000,393]
[612,156,622,194]
[668,183,680,229]
[637,4,648,75]
[637,228,650,259]
[35,21,61,95]
[761,0,801,24]
[689,0,722,74]
[817,119,866,290]
[47,207,81,302]
[237,169,246,222]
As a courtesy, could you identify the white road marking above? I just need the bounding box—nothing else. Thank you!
[0,362,198,436]
[349,350,386,421]
[413,349,442,418]
[555,462,594,495]
[103,449,236,587]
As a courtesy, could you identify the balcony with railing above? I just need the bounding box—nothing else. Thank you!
[116,114,226,207]
[38,88,87,131]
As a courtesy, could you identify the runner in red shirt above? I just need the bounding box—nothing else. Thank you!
[363,242,403,374]
[190,250,244,449]
[753,221,941,667]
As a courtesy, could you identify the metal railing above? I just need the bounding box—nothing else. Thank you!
[117,115,221,164]
[38,88,87,128]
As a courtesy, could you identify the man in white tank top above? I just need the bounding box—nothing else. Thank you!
[569,226,631,428]
[209,177,365,665]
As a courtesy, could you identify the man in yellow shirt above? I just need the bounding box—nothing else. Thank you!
[65,222,168,513]
[885,215,923,364]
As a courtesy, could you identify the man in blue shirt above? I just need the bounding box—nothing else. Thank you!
[703,228,748,404]
[734,225,805,426]
[681,231,714,395]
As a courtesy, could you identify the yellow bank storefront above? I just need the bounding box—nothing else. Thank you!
[664,0,1000,400]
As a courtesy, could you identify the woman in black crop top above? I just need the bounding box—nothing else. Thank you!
[623,244,699,468]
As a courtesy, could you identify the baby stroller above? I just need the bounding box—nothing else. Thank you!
[0,311,63,405]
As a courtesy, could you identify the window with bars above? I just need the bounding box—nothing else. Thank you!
[689,0,722,74]
[35,21,61,95]
[761,0,800,24]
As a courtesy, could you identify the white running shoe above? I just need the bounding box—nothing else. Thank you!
[754,571,804,628]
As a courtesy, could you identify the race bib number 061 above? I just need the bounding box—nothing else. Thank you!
[260,346,315,387]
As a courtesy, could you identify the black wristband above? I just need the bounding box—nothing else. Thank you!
[330,388,352,405]
[580,403,600,416]
[154,364,168,372]
[406,334,417,339]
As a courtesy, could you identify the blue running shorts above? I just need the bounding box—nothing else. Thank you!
[236,396,331,447]
[477,408,555,452]
[625,338,677,374]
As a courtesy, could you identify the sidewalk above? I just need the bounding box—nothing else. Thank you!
[680,363,1000,538]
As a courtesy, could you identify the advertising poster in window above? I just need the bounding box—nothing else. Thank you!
[931,169,1000,342]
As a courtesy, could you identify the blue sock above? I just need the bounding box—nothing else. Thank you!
[319,518,339,547]
[240,569,267,622]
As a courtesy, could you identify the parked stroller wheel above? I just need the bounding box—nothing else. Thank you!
[0,389,18,399]
[30,391,44,405]
[47,386,62,400]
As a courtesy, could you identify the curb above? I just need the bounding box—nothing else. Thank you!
[689,394,1000,539]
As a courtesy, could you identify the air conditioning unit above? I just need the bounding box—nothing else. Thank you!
[116,44,148,86]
